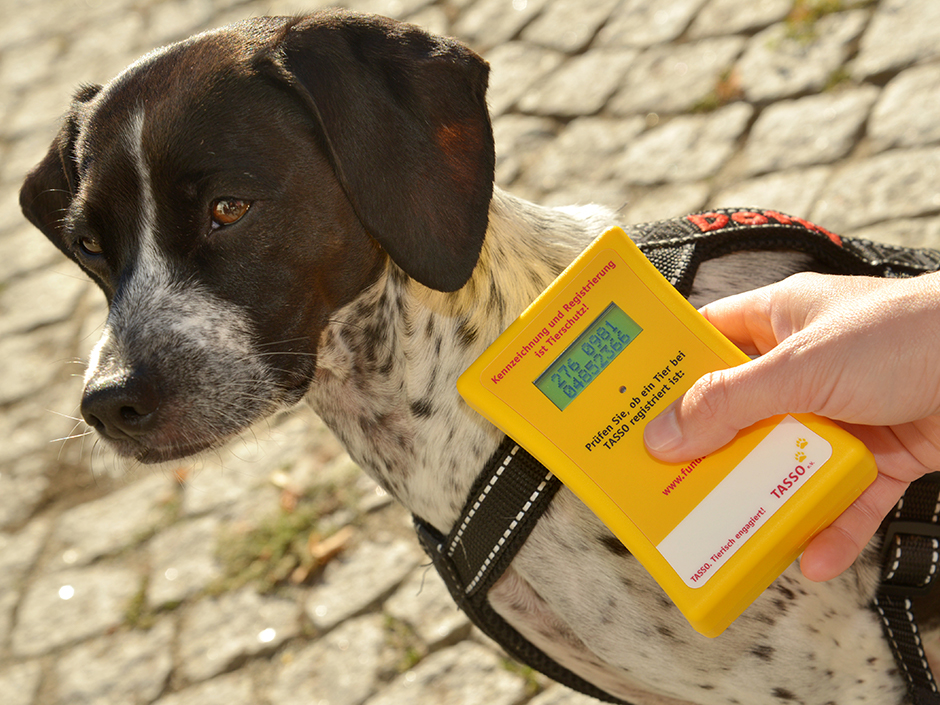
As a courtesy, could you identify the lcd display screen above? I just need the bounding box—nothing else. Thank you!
[534,303,642,410]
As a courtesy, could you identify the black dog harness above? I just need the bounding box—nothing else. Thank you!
[414,210,940,705]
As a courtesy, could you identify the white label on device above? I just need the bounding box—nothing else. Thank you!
[656,416,833,588]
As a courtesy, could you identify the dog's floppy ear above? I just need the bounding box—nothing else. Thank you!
[20,84,101,255]
[264,12,495,292]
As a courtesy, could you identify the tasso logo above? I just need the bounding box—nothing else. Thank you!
[770,437,814,499]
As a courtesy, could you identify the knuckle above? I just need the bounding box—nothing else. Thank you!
[686,370,734,428]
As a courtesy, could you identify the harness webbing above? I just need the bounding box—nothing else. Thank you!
[414,210,940,704]
[876,474,940,705]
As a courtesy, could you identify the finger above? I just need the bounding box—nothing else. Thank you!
[642,368,760,460]
[799,472,909,582]
[643,349,811,461]
[699,290,777,356]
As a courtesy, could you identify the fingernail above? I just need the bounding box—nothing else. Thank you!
[643,404,682,453]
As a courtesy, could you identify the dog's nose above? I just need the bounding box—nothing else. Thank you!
[81,373,161,440]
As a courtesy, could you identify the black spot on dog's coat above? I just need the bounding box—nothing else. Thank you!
[751,644,775,661]
[598,534,631,557]
[410,399,434,418]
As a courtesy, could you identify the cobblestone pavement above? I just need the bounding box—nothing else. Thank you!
[1,0,940,703]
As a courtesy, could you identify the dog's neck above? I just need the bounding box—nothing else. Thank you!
[307,188,619,531]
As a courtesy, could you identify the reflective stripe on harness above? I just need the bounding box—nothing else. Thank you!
[413,210,940,705]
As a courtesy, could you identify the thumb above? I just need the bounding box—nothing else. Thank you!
[643,353,805,462]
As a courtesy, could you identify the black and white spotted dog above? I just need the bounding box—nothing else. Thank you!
[19,10,920,704]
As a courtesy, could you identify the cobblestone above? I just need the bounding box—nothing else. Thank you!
[3,1,940,704]
[485,43,564,117]
[267,614,388,705]
[12,564,140,657]
[737,10,868,103]
[597,0,710,49]
[609,36,746,116]
[868,63,940,152]
[454,0,548,53]
[687,0,792,39]
[147,515,223,608]
[740,86,879,175]
[52,473,177,568]
[362,641,530,705]
[622,182,712,224]
[54,621,174,705]
[712,166,833,217]
[0,456,53,531]
[528,686,604,705]
[519,0,620,54]
[613,103,753,185]
[811,146,940,232]
[848,216,940,249]
[523,116,646,194]
[304,537,423,632]
[0,327,75,407]
[492,114,557,187]
[516,49,637,117]
[177,587,300,683]
[0,661,42,705]
[0,266,90,337]
[851,0,940,80]
[385,568,472,649]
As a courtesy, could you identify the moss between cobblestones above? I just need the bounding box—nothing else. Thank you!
[824,66,853,91]
[690,67,743,113]
[125,577,186,630]
[124,577,155,630]
[784,0,844,43]
[382,615,425,674]
[212,483,358,595]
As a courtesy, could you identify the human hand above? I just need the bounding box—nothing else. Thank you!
[642,271,940,581]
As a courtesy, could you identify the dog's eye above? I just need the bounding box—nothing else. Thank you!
[210,199,251,228]
[78,237,103,256]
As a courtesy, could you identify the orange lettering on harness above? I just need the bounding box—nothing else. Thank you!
[686,212,729,232]
[731,211,767,226]
[686,209,843,247]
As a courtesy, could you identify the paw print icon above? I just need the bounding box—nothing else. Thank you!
[795,451,807,463]
[796,438,808,450]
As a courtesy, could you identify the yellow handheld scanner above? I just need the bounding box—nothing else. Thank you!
[457,226,877,637]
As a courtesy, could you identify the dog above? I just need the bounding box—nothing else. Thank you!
[19,10,917,704]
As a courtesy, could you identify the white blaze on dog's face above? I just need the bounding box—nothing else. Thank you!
[74,108,270,460]
[19,12,495,463]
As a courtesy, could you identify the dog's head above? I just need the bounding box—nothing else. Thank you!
[19,11,494,462]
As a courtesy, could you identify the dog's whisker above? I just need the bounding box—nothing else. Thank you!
[51,429,96,443]
[253,351,318,359]
[255,336,313,348]
[56,270,99,283]
[45,408,85,423]
[21,190,71,215]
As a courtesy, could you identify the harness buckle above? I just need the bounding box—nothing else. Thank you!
[879,520,940,597]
